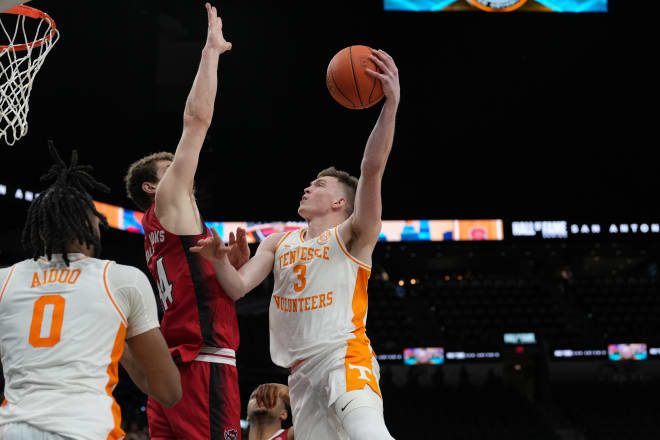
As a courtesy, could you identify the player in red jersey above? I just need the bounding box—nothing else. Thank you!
[123,4,248,440]
[247,383,294,440]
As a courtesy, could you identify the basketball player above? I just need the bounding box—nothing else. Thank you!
[247,383,294,440]
[190,49,400,440]
[0,143,181,440]
[123,4,248,439]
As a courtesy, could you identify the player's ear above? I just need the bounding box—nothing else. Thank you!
[333,197,346,209]
[280,409,288,422]
[142,181,157,195]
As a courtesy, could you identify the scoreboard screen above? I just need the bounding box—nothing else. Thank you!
[404,347,445,365]
[384,0,607,12]
[608,344,648,361]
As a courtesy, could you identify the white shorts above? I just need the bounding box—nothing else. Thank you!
[288,347,383,440]
[0,423,73,440]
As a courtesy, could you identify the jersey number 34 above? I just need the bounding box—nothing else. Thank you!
[156,257,174,311]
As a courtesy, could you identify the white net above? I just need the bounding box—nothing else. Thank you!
[0,6,58,146]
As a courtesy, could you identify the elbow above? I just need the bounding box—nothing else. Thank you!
[158,383,183,408]
[160,395,181,409]
[216,274,248,302]
[183,113,212,130]
[155,370,182,408]
[360,158,385,177]
[165,389,183,408]
[227,288,247,302]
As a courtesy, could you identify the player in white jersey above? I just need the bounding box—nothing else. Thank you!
[190,50,400,440]
[0,143,181,440]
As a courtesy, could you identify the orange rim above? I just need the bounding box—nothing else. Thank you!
[0,5,57,52]
[467,0,528,12]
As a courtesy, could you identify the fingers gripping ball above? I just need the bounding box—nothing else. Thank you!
[326,45,384,110]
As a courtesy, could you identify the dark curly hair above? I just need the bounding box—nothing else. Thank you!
[22,141,110,265]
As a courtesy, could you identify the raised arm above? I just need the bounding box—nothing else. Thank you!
[340,50,400,257]
[190,229,281,301]
[155,3,232,234]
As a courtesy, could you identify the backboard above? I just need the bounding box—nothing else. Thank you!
[0,0,30,13]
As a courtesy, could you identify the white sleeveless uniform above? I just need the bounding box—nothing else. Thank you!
[0,253,159,440]
[270,227,382,440]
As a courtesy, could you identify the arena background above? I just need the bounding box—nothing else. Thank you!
[1,1,657,438]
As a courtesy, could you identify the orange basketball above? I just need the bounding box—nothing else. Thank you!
[326,45,384,110]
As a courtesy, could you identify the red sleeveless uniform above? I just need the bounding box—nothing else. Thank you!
[142,205,241,440]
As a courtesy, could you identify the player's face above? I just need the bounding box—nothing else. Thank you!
[298,176,344,220]
[144,160,173,201]
[154,160,172,184]
[90,214,101,240]
[246,389,285,421]
[78,213,102,257]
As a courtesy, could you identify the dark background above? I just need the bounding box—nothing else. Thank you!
[2,2,659,439]
[0,0,654,226]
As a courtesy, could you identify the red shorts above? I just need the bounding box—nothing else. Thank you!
[147,360,241,440]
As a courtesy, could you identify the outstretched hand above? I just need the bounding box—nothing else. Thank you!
[366,49,400,106]
[189,227,229,262]
[204,3,232,54]
[190,227,250,268]
[227,227,250,269]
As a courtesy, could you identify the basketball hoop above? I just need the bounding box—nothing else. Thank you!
[0,5,58,146]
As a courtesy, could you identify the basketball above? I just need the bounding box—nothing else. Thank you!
[326,45,384,110]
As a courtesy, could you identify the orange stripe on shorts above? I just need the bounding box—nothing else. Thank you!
[344,266,381,397]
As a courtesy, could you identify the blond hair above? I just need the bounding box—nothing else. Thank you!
[317,166,358,216]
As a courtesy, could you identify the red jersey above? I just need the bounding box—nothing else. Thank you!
[142,205,239,361]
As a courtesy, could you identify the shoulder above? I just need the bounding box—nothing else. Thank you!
[105,263,155,311]
[0,260,24,281]
[0,265,13,276]
[141,205,156,226]
[106,262,150,286]
[259,231,289,253]
[0,263,21,301]
[0,265,13,288]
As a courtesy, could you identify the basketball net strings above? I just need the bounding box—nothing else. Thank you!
[0,12,58,146]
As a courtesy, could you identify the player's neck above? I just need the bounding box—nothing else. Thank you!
[305,213,345,240]
[51,241,94,257]
[248,421,282,440]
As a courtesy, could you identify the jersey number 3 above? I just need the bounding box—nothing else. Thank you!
[29,295,65,348]
[293,264,307,293]
[156,256,174,311]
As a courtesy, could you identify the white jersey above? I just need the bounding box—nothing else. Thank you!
[0,253,159,440]
[270,226,374,369]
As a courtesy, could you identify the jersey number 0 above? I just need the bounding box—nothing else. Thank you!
[29,295,65,348]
